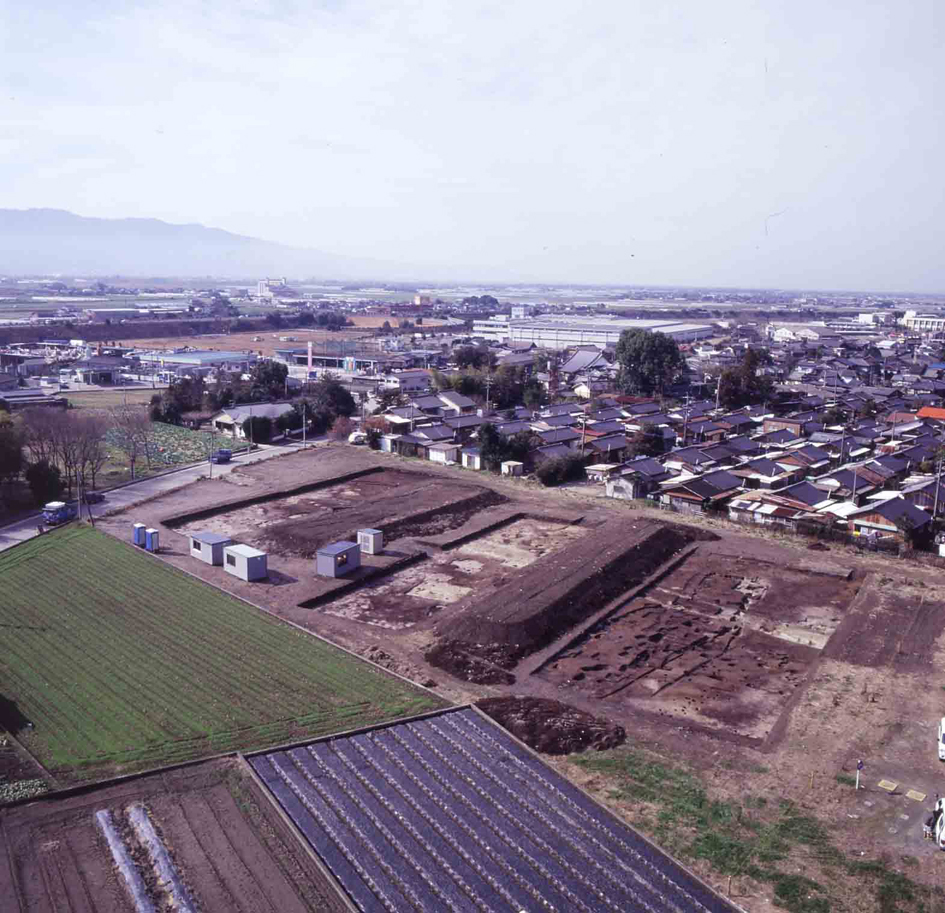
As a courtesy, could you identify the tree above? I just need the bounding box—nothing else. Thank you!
[109,405,153,480]
[536,454,585,486]
[250,360,288,400]
[522,379,545,409]
[26,460,63,505]
[242,415,273,444]
[477,422,505,472]
[0,422,23,498]
[330,416,354,441]
[628,422,665,458]
[715,348,775,409]
[310,373,356,418]
[615,330,685,396]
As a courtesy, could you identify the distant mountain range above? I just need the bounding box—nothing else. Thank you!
[0,208,405,280]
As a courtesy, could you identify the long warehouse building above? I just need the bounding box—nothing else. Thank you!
[472,315,715,348]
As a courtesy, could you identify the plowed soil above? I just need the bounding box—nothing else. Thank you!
[0,758,348,913]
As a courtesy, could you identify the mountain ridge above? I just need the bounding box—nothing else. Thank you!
[0,208,407,280]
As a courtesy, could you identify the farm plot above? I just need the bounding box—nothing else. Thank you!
[105,422,250,467]
[319,519,586,629]
[0,758,351,913]
[0,526,443,782]
[250,707,735,913]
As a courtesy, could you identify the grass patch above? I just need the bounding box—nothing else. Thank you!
[572,749,942,913]
[0,526,444,782]
[836,773,857,787]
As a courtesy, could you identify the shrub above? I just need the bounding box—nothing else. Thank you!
[536,454,585,486]
[26,460,64,505]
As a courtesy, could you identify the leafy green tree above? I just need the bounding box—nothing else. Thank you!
[522,379,545,409]
[716,348,775,409]
[250,360,288,399]
[241,415,273,444]
[628,422,665,458]
[615,330,685,396]
[477,422,505,471]
[26,460,63,505]
[0,422,23,494]
[536,454,585,486]
[310,373,356,418]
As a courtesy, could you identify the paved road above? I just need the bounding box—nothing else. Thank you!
[0,439,324,553]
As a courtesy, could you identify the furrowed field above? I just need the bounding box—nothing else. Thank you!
[0,526,443,783]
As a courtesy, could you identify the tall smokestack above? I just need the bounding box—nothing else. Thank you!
[307,341,313,373]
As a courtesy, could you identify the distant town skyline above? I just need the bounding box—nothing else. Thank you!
[3,1,943,292]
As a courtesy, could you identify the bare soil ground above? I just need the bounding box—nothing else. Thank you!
[476,696,626,754]
[123,326,372,357]
[0,758,348,913]
[95,446,945,910]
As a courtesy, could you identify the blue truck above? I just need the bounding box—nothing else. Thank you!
[42,500,78,525]
[210,448,232,464]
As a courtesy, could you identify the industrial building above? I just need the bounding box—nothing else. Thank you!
[471,315,714,348]
[134,349,257,378]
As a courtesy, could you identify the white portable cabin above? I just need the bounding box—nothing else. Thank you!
[316,541,361,578]
[501,460,524,477]
[189,531,232,565]
[223,544,268,581]
[357,528,384,555]
[427,442,459,464]
[461,448,482,470]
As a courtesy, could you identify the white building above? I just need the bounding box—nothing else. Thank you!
[902,310,945,333]
[472,316,712,348]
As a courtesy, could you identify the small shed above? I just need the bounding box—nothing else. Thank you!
[461,447,482,470]
[189,531,232,565]
[224,544,268,581]
[144,528,160,552]
[357,528,384,555]
[316,541,361,578]
[501,460,524,477]
[427,442,460,464]
[133,522,146,546]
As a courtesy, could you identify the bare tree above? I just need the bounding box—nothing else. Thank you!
[19,407,59,467]
[76,413,109,492]
[108,405,151,480]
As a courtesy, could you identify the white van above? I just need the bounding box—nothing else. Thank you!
[938,718,945,760]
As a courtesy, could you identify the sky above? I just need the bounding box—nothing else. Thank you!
[2,1,943,291]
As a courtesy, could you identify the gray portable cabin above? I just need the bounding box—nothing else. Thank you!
[316,541,361,578]
[189,531,232,565]
[223,544,268,581]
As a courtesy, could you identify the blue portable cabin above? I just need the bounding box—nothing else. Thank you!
[316,541,361,578]
[133,522,146,546]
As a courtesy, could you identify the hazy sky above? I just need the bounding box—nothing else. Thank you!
[2,1,942,291]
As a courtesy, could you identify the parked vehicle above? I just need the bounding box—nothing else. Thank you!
[82,491,105,504]
[210,448,232,464]
[42,501,78,525]
[938,717,945,761]
[348,431,368,445]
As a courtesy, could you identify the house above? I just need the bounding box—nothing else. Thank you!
[538,428,581,448]
[316,541,361,578]
[776,444,832,475]
[413,423,455,443]
[731,457,799,490]
[382,370,430,393]
[762,417,806,437]
[662,446,718,474]
[437,391,477,415]
[846,498,932,542]
[583,434,628,463]
[211,402,295,439]
[660,469,742,514]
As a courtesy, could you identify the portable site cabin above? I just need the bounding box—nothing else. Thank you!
[132,522,146,546]
[144,528,160,552]
[189,531,232,565]
[501,460,524,477]
[427,442,460,464]
[357,528,384,555]
[223,544,268,581]
[316,541,361,578]
[461,448,483,471]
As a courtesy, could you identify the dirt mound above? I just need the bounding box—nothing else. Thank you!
[476,697,625,754]
[436,519,710,662]
[425,641,516,685]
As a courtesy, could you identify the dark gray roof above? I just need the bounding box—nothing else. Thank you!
[189,531,231,545]
[249,707,735,913]
[318,540,359,556]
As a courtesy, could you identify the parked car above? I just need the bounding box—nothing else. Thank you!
[348,431,368,445]
[210,448,232,464]
[938,717,945,761]
[82,491,105,504]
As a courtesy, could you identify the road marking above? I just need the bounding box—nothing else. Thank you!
[906,789,927,802]
[877,780,898,792]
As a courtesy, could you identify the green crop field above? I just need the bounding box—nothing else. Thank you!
[0,526,443,782]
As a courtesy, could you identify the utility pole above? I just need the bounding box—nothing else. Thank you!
[302,402,306,447]
[209,426,214,480]
[485,373,493,413]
